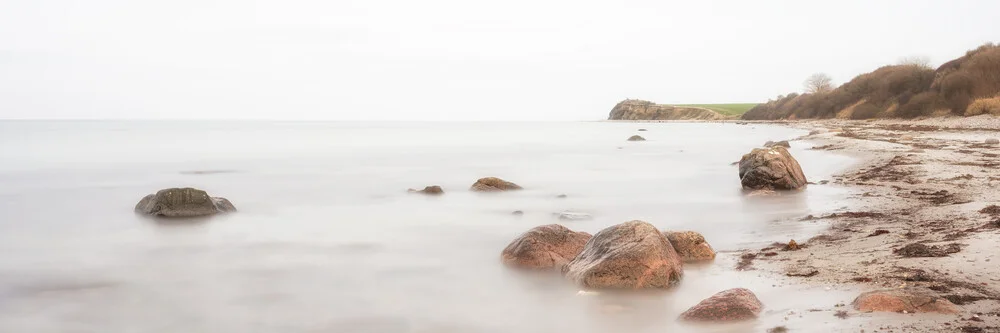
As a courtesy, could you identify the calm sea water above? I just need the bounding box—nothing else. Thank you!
[0,121,863,332]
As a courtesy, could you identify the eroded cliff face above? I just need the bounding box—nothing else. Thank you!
[608,99,728,120]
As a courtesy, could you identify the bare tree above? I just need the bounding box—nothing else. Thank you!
[898,55,932,68]
[804,73,834,94]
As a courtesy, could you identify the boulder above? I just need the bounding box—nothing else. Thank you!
[663,231,716,262]
[627,135,646,141]
[135,188,236,217]
[501,224,592,270]
[408,185,444,195]
[564,220,683,289]
[679,288,763,322]
[852,289,958,314]
[738,147,808,190]
[763,140,791,148]
[470,177,522,192]
[987,138,999,144]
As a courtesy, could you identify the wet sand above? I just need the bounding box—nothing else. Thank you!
[741,116,1000,332]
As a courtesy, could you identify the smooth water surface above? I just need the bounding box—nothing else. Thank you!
[0,121,862,332]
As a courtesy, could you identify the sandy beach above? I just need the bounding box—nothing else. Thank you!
[738,116,1000,332]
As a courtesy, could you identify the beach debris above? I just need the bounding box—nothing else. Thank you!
[852,289,958,314]
[738,147,807,190]
[663,231,716,262]
[564,221,683,289]
[767,326,788,333]
[679,288,763,322]
[627,135,646,141]
[979,205,1000,216]
[986,138,999,144]
[736,252,757,270]
[134,187,236,217]
[786,266,819,277]
[470,177,522,192]
[501,224,591,270]
[784,239,801,251]
[407,185,443,195]
[894,242,961,257]
[868,229,890,237]
[834,310,849,319]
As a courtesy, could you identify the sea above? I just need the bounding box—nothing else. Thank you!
[0,121,865,332]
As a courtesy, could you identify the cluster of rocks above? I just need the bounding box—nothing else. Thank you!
[500,220,748,321]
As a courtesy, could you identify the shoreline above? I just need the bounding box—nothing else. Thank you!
[742,117,1000,331]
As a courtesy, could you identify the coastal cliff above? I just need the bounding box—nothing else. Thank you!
[608,99,728,120]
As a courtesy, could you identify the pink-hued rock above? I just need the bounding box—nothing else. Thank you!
[501,224,592,270]
[852,289,959,314]
[679,288,763,322]
[564,220,683,289]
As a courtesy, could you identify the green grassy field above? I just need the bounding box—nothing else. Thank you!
[672,103,758,116]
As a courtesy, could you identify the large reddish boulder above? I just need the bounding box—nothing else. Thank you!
[501,224,592,270]
[852,289,958,314]
[470,177,523,192]
[663,231,716,262]
[738,147,807,190]
[679,288,763,322]
[563,220,683,289]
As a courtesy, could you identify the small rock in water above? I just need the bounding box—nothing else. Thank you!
[470,177,522,192]
[554,211,593,221]
[637,128,648,132]
[134,187,236,217]
[763,140,791,148]
[627,135,646,141]
[556,194,568,199]
[511,210,524,216]
[407,185,444,195]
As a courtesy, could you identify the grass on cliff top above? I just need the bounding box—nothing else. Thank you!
[672,103,758,116]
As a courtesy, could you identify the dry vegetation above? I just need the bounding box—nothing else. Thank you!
[743,43,1000,120]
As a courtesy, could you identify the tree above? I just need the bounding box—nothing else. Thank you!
[898,55,932,68]
[804,73,834,94]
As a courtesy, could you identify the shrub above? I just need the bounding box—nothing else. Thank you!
[966,96,1000,116]
[851,104,881,119]
[897,92,939,118]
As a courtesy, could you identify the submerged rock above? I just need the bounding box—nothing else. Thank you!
[408,185,444,195]
[135,188,236,217]
[564,220,683,289]
[663,231,716,262]
[738,146,808,190]
[470,177,522,192]
[554,211,593,221]
[852,289,958,314]
[627,135,646,141]
[763,140,791,148]
[679,288,763,322]
[501,224,592,270]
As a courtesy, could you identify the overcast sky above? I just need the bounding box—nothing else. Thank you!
[1,0,998,120]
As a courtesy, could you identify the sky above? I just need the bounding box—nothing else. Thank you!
[1,0,998,121]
